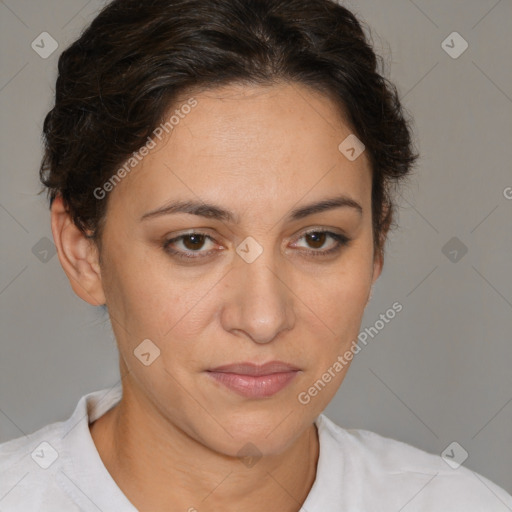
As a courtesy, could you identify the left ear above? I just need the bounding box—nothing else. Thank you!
[371,200,392,286]
[372,249,384,286]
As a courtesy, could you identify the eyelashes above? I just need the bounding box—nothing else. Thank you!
[163,229,351,261]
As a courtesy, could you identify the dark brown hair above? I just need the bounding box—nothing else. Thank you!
[39,0,418,259]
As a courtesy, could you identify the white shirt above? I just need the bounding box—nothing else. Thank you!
[1,384,511,511]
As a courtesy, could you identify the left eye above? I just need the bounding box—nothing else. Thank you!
[163,230,350,260]
[293,230,346,252]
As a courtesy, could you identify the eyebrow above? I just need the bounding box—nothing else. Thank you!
[139,194,363,223]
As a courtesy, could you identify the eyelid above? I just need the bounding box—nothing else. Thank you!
[291,226,348,242]
[163,226,350,260]
[165,226,345,245]
[164,230,219,249]
[162,230,224,262]
[288,228,350,254]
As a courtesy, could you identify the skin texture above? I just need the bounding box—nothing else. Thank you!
[51,81,385,512]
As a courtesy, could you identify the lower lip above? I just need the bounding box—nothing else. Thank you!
[206,371,299,398]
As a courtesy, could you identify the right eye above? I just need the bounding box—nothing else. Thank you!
[163,232,221,260]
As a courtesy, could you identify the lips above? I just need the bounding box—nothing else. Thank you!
[208,361,300,376]
[206,361,300,398]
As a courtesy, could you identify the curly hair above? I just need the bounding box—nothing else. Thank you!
[39,0,419,259]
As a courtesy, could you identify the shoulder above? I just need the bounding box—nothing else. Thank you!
[0,420,81,511]
[0,419,62,473]
[0,385,122,512]
[316,414,512,511]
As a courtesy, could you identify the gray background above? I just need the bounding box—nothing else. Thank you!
[1,0,511,497]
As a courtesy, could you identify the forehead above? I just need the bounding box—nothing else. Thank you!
[108,82,372,219]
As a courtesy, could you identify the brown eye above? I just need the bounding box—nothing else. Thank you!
[292,229,351,257]
[182,234,207,251]
[163,232,218,259]
[305,231,327,249]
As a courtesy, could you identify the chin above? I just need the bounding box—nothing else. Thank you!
[202,408,311,457]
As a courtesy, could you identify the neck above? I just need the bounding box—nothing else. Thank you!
[90,381,319,512]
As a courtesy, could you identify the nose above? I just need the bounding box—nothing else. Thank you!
[220,248,295,344]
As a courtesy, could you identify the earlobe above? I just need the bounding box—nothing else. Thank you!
[366,254,381,305]
[372,249,384,284]
[50,195,106,307]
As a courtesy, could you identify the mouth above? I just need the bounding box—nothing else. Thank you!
[206,361,301,398]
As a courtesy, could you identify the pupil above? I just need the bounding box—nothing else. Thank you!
[184,234,205,250]
[307,232,325,249]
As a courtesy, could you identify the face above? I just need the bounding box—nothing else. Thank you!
[86,82,382,456]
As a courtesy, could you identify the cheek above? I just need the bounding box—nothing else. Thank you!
[105,259,230,382]
[295,250,373,373]
[304,256,372,330]
[303,280,367,375]
[293,271,370,412]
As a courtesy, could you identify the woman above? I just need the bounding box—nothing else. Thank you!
[1,0,510,510]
